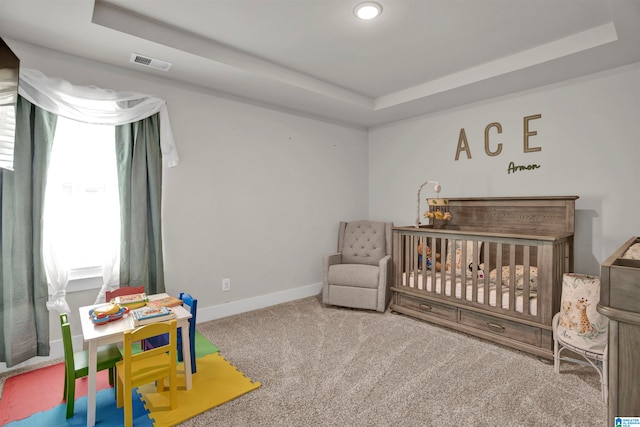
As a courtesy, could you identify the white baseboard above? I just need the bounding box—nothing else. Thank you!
[197,282,323,323]
[0,282,323,374]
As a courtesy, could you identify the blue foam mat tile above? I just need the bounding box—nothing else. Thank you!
[5,386,153,427]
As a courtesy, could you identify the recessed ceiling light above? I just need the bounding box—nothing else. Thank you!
[354,2,383,20]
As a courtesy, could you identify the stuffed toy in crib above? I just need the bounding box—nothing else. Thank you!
[417,243,442,271]
[468,262,485,279]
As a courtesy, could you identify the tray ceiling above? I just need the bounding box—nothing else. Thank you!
[1,0,639,128]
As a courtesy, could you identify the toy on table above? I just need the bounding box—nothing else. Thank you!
[89,304,129,325]
[111,292,148,309]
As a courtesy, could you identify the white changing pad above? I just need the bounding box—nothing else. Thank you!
[402,271,537,316]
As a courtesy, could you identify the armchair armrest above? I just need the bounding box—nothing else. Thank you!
[377,255,392,312]
[324,253,342,267]
[378,254,392,288]
[323,253,342,283]
[322,253,342,304]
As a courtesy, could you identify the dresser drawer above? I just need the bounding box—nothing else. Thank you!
[396,294,457,321]
[459,309,541,347]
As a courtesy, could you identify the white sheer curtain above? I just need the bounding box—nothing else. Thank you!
[96,166,122,305]
[18,68,180,310]
[19,69,179,167]
[42,152,71,314]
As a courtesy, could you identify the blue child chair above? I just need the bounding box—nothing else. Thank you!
[142,292,197,374]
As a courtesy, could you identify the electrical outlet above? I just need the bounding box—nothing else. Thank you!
[222,278,231,292]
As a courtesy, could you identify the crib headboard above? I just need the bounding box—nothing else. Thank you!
[424,196,578,236]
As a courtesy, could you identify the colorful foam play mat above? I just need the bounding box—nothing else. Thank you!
[0,332,261,426]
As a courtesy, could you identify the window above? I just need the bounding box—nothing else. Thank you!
[43,117,120,286]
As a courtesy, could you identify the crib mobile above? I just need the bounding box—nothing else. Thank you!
[424,198,452,222]
[415,180,452,228]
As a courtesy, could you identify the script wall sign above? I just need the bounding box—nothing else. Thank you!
[454,114,542,174]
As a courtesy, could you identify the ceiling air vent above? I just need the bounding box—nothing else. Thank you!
[130,53,172,71]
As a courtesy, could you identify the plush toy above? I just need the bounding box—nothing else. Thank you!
[468,262,485,279]
[417,243,441,271]
[431,248,442,271]
[423,210,452,221]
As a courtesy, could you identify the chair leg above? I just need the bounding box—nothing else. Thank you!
[169,369,177,410]
[156,377,166,392]
[62,366,67,399]
[177,327,184,362]
[190,345,197,374]
[552,313,561,374]
[116,374,123,408]
[124,382,133,427]
[108,367,115,386]
[602,346,609,403]
[65,377,75,419]
[111,367,117,399]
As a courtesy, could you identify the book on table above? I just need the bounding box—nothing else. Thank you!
[131,305,176,326]
[147,295,183,308]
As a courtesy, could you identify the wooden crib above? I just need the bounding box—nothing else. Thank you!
[390,196,578,359]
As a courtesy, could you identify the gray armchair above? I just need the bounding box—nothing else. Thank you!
[322,220,393,312]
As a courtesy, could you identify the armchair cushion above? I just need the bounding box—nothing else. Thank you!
[328,264,380,289]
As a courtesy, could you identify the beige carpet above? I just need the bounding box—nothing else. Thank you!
[182,295,606,427]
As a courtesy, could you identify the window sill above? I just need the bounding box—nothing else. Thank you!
[67,267,103,293]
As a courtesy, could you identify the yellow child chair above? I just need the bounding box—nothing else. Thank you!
[60,313,122,418]
[142,292,198,374]
[116,320,178,427]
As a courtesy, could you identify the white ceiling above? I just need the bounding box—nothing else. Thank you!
[1,0,639,128]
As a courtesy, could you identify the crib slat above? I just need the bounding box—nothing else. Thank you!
[509,244,516,311]
[467,240,475,303]
[483,239,491,306]
[495,243,503,310]
[522,245,530,316]
[429,236,437,292]
[402,235,408,286]
[414,234,421,288]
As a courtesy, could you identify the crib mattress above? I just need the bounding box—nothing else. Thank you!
[401,272,537,315]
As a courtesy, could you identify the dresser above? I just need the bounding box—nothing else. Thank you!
[598,236,640,423]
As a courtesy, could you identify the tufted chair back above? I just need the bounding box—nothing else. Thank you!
[338,220,392,266]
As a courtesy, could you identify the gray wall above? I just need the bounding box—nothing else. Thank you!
[369,63,640,276]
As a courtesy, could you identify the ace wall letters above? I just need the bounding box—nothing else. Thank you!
[454,114,542,174]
